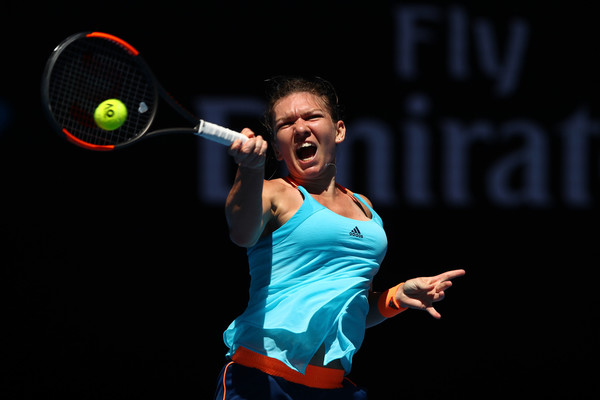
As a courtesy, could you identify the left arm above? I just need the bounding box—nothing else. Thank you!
[356,193,465,326]
[366,269,466,328]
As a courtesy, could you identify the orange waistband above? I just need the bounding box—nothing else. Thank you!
[231,346,345,389]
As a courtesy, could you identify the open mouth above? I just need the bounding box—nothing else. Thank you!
[296,142,317,161]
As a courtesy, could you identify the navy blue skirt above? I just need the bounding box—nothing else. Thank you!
[214,362,368,400]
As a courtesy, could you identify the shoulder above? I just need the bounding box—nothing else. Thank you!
[337,183,373,208]
[353,193,374,208]
[263,177,297,198]
[264,178,304,206]
[262,178,304,233]
[338,184,375,219]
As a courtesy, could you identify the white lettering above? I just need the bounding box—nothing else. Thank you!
[473,17,529,96]
[441,119,493,206]
[487,120,550,206]
[194,95,599,208]
[337,118,395,205]
[559,107,600,207]
[394,5,440,80]
[395,4,529,97]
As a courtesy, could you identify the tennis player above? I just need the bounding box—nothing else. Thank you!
[215,76,465,399]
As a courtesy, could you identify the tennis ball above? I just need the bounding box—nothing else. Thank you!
[94,99,128,131]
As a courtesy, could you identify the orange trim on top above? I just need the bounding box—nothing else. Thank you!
[86,32,139,56]
[62,129,114,151]
[283,176,371,219]
[232,346,345,389]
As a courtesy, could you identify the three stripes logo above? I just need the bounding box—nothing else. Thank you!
[349,226,363,238]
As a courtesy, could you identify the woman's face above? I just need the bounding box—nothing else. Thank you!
[272,91,345,179]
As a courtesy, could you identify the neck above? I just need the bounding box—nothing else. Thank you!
[287,163,337,195]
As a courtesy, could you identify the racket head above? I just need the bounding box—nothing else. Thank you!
[41,32,158,151]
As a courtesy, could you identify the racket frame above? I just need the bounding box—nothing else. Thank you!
[42,31,247,151]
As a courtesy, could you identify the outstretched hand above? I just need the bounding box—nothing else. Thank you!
[396,269,466,319]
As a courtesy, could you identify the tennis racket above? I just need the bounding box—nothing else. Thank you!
[41,31,248,151]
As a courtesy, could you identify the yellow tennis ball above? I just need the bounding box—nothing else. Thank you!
[94,99,128,131]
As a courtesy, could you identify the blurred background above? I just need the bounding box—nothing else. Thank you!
[2,1,598,398]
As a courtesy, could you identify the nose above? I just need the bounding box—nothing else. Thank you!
[293,118,310,136]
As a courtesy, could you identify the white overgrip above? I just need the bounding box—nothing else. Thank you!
[196,120,248,145]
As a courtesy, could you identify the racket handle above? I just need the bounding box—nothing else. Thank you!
[196,120,248,145]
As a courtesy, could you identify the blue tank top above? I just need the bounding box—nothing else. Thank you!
[223,185,387,374]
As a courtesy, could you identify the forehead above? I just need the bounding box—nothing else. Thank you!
[273,92,328,118]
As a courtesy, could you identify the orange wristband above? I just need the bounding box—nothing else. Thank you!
[377,282,408,318]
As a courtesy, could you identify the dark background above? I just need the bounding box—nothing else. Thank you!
[2,1,598,398]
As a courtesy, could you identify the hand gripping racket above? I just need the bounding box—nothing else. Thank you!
[41,32,248,151]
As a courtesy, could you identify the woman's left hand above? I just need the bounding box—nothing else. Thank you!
[396,269,466,319]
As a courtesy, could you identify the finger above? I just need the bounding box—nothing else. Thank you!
[241,138,266,159]
[403,277,433,294]
[241,127,256,138]
[436,269,466,283]
[426,306,442,319]
[228,138,244,152]
[398,296,426,310]
[258,139,268,157]
[252,137,267,157]
[240,140,266,164]
[239,139,267,168]
[431,290,445,303]
[241,136,257,152]
[228,140,246,160]
[434,280,453,293]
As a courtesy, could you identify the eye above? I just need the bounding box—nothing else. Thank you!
[275,121,291,131]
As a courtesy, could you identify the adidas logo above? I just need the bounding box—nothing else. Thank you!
[349,226,363,238]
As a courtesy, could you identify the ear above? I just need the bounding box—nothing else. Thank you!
[335,120,346,144]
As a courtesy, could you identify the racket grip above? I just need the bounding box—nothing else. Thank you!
[196,120,248,145]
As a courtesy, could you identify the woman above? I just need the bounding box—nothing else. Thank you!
[215,77,465,399]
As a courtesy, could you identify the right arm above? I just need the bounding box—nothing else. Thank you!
[225,128,271,247]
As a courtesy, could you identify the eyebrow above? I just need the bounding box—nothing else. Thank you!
[274,108,324,126]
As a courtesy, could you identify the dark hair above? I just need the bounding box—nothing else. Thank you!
[262,76,343,142]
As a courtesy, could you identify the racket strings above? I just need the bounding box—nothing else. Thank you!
[47,37,157,146]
